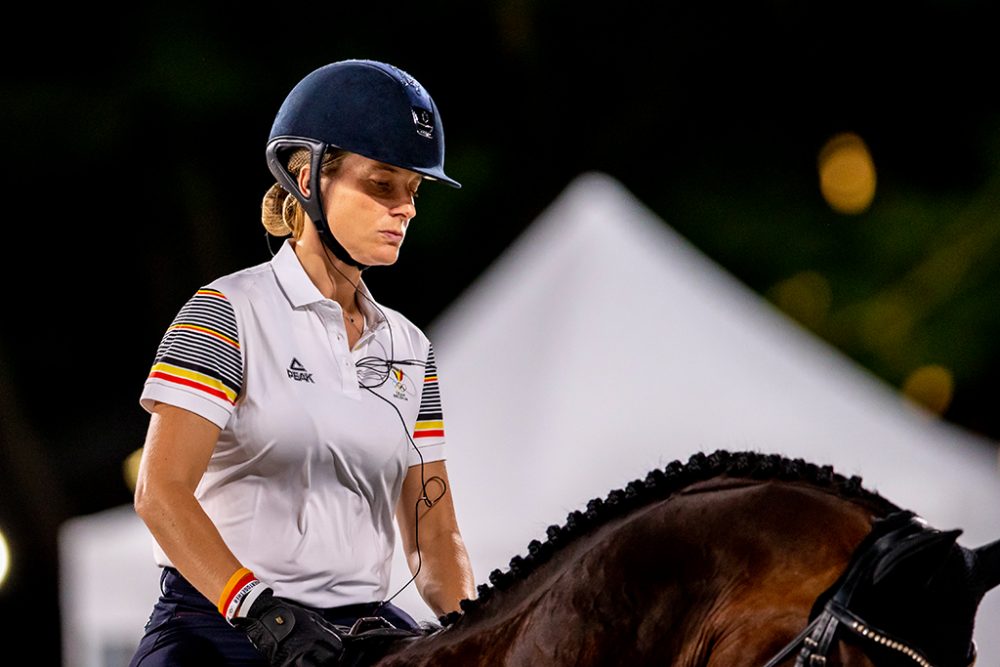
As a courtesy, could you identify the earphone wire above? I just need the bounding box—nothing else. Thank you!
[318,240,445,615]
[264,230,281,258]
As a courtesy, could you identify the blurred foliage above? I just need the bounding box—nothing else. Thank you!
[2,0,997,496]
[1,0,997,507]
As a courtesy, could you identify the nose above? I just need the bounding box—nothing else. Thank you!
[393,199,416,224]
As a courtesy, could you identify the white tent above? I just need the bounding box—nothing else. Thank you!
[62,172,1000,665]
[60,506,162,667]
[387,171,1000,660]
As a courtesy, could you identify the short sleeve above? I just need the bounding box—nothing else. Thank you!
[140,288,244,430]
[409,341,446,466]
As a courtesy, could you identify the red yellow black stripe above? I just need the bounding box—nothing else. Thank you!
[147,288,243,404]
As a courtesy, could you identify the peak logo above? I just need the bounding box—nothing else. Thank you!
[287,358,314,383]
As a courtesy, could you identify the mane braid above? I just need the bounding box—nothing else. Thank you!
[438,449,900,628]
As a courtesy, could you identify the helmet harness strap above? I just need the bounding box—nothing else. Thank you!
[265,137,370,271]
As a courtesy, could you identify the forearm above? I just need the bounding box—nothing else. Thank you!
[406,529,475,616]
[397,460,475,616]
[134,480,242,606]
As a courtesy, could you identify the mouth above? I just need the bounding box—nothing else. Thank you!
[380,231,403,245]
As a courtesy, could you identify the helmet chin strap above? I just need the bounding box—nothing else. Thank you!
[301,143,370,272]
[315,225,369,271]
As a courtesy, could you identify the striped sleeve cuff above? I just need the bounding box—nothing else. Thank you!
[140,381,234,430]
[410,342,446,462]
[407,441,445,467]
[140,288,243,429]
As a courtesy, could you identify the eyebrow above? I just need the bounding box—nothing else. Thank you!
[367,163,423,183]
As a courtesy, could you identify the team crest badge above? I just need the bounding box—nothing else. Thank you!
[391,367,415,400]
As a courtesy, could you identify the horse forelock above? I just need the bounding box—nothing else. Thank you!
[440,449,900,629]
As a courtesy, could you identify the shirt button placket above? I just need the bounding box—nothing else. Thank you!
[318,302,351,391]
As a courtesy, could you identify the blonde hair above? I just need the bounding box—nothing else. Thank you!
[261,148,349,239]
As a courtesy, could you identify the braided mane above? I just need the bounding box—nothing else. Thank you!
[439,449,900,628]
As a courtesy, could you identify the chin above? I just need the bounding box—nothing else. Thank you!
[363,249,401,266]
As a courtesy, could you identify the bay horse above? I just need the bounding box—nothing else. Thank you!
[344,450,1000,666]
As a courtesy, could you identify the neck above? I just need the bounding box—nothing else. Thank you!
[385,482,877,666]
[290,237,363,315]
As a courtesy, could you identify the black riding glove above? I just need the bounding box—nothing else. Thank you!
[232,587,346,667]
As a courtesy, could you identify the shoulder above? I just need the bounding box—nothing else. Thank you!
[164,258,276,345]
[199,257,276,308]
[376,302,431,351]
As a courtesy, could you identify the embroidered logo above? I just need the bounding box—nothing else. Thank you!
[287,358,314,383]
[391,368,409,400]
[411,107,434,139]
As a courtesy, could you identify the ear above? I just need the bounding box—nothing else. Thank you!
[971,538,1000,596]
[872,529,962,588]
[297,164,312,197]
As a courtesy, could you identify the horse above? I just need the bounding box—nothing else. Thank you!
[342,450,1000,666]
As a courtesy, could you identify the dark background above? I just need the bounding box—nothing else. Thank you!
[2,2,998,662]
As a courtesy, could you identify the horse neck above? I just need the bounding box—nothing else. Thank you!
[383,479,880,666]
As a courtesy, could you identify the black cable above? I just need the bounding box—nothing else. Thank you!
[318,240,445,615]
[264,229,281,258]
[266,168,443,615]
[361,384,446,613]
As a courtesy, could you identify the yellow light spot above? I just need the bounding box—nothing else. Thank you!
[769,271,832,330]
[0,528,10,589]
[123,447,144,494]
[902,364,954,415]
[818,132,877,214]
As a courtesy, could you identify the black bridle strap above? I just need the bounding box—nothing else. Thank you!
[760,615,826,667]
[759,514,978,667]
[760,514,950,667]
[760,603,933,667]
[761,599,980,667]
[796,611,841,667]
[826,601,953,667]
[761,517,923,667]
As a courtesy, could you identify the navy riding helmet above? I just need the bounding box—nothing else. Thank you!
[266,59,461,270]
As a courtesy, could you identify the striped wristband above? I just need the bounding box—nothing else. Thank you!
[218,567,267,622]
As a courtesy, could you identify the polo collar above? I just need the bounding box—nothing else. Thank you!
[271,239,387,329]
[354,278,386,330]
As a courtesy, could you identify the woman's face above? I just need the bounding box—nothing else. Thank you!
[316,153,422,266]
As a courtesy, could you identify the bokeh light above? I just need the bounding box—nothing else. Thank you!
[902,364,954,415]
[123,447,144,494]
[770,271,832,330]
[818,132,877,214]
[0,528,10,590]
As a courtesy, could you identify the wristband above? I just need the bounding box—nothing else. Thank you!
[228,578,267,622]
[218,567,255,616]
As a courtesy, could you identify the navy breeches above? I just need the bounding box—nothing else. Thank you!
[128,567,420,666]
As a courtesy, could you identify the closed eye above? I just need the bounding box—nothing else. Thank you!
[369,178,419,200]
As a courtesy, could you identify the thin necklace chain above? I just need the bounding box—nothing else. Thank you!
[318,244,366,338]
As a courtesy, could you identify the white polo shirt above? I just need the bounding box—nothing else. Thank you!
[140,238,447,608]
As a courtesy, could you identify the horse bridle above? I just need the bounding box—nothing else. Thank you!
[760,600,977,667]
[761,514,978,667]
